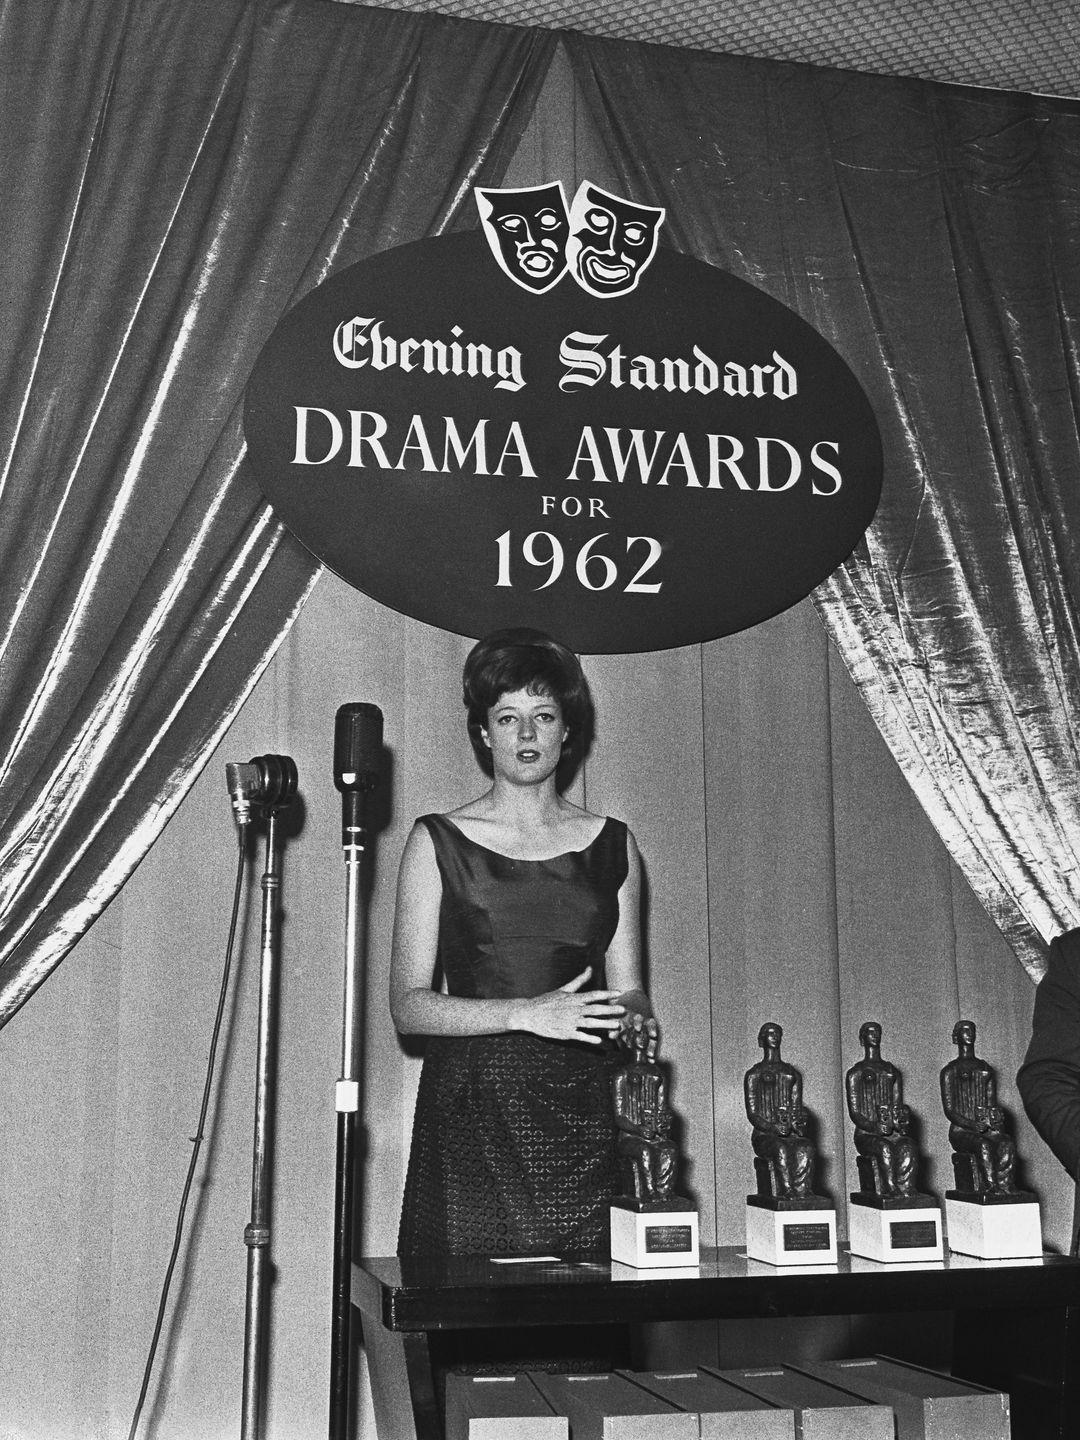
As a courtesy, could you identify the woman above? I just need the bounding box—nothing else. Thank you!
[391,627,654,1258]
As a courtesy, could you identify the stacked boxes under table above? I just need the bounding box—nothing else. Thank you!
[445,1359,1006,1439]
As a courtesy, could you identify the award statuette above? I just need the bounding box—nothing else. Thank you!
[845,1021,943,1262]
[743,1023,837,1265]
[609,1025,699,1269]
[940,1019,1041,1259]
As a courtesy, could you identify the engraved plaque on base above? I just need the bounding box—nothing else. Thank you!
[847,1196,944,1263]
[610,1199,700,1269]
[745,1198,837,1267]
[945,1194,1042,1259]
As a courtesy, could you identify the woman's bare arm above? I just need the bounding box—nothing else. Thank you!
[604,830,659,1054]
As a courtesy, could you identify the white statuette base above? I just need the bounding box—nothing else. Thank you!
[610,1203,699,1269]
[945,1196,1042,1259]
[745,1201,838,1266]
[847,1200,943,1263]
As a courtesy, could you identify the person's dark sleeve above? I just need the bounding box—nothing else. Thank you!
[1017,928,1080,1182]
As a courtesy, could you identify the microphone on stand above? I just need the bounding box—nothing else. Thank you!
[329,702,383,1440]
[220,753,299,1440]
[225,755,299,826]
[333,703,383,849]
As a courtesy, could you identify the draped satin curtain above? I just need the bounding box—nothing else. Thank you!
[566,34,1080,979]
[4,3,1078,1031]
[0,0,555,1024]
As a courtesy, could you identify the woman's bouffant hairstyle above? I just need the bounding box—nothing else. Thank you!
[463,627,593,778]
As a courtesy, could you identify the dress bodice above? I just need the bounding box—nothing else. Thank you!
[418,812,628,1001]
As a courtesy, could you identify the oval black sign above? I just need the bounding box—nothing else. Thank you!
[244,230,881,653]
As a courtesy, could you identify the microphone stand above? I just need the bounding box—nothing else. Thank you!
[238,760,297,1440]
[329,781,373,1440]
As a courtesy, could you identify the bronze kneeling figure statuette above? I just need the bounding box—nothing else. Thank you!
[940,1019,1034,1204]
[745,1022,828,1210]
[846,1020,934,1208]
[611,1023,687,1211]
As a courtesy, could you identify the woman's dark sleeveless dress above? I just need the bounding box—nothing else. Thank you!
[397,812,628,1257]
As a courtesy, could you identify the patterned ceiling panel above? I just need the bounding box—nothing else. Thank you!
[346,0,1080,98]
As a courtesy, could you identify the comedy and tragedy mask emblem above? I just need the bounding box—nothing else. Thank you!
[475,182,571,294]
[476,181,665,298]
[566,183,665,298]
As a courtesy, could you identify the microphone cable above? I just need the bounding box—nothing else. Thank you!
[126,824,248,1440]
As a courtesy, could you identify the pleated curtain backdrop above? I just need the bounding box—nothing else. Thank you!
[0,0,556,1025]
[4,0,1079,1026]
[564,31,1080,978]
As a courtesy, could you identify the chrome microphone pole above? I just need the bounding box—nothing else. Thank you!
[330,704,383,1440]
[228,756,298,1440]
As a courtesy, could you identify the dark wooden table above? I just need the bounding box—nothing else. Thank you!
[352,1246,1080,1439]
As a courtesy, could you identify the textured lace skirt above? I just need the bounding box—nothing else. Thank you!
[398,1031,621,1256]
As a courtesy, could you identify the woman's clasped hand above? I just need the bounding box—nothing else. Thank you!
[508,966,627,1043]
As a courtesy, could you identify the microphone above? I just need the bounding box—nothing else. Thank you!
[334,703,383,792]
[334,703,383,850]
[226,761,263,826]
[225,755,299,825]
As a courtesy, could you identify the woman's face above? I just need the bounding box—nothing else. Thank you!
[482,687,567,784]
